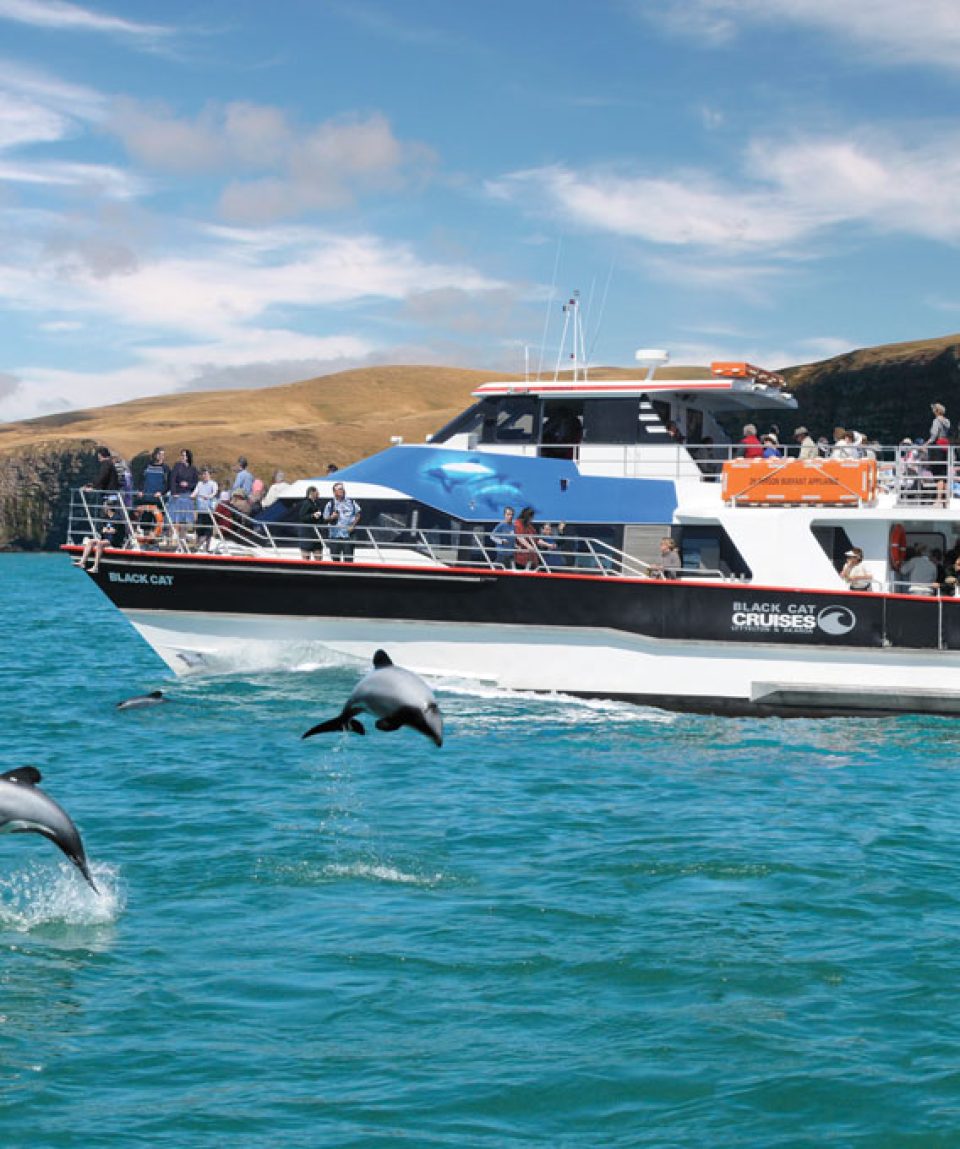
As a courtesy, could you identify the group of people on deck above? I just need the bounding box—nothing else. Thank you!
[490,506,567,571]
[77,443,314,567]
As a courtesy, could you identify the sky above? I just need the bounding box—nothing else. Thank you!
[2,0,960,422]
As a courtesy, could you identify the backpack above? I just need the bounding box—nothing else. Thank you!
[114,456,134,506]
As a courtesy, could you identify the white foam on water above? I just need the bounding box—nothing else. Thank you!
[323,861,444,887]
[0,861,124,931]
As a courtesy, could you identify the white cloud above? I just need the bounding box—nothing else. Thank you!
[488,130,960,255]
[106,100,437,222]
[641,0,960,70]
[0,0,170,44]
[0,221,507,420]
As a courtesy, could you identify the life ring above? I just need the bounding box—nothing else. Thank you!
[137,505,164,541]
[889,523,907,569]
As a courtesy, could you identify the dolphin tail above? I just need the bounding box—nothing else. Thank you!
[302,709,366,739]
[22,825,100,894]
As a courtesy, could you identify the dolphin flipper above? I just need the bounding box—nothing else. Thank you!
[374,716,402,732]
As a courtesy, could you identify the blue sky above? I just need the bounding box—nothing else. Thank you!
[2,0,960,422]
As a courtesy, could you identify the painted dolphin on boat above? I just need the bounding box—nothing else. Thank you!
[302,650,444,747]
[117,690,166,710]
[0,767,99,892]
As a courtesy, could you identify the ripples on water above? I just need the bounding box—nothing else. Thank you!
[3,554,960,1146]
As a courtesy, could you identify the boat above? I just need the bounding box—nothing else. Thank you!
[64,305,960,717]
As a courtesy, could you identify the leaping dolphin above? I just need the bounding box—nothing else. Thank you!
[117,690,166,710]
[0,768,98,892]
[302,650,444,747]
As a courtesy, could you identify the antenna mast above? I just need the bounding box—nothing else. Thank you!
[553,292,588,382]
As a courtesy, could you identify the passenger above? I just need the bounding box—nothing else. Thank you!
[942,556,960,596]
[192,467,219,552]
[900,545,938,594]
[231,456,254,499]
[514,506,540,570]
[168,448,199,546]
[323,481,362,563]
[112,452,134,507]
[248,478,265,516]
[74,500,127,572]
[84,445,120,496]
[925,402,951,506]
[761,435,782,459]
[840,547,872,591]
[490,506,516,568]
[262,470,290,509]
[138,447,170,506]
[650,536,681,579]
[538,523,565,570]
[831,427,854,459]
[298,485,325,561]
[326,463,339,474]
[793,426,818,459]
[666,421,685,444]
[739,424,763,459]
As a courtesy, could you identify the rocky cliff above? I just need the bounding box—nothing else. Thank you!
[783,335,960,441]
[0,439,99,550]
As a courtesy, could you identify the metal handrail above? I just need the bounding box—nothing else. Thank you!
[66,489,731,580]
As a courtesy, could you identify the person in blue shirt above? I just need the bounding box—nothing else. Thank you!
[490,506,516,568]
[231,456,254,498]
[138,446,170,505]
[323,481,362,562]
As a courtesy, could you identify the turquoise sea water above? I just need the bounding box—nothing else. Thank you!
[3,553,960,1147]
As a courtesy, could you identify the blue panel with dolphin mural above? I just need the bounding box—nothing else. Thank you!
[315,446,677,524]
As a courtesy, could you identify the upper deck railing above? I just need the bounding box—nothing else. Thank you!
[482,440,957,505]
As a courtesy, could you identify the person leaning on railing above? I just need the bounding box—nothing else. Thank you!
[649,537,681,579]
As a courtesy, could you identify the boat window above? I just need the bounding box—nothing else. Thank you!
[581,399,640,445]
[480,395,539,444]
[674,525,751,579]
[540,400,584,458]
[811,525,855,570]
[429,400,491,444]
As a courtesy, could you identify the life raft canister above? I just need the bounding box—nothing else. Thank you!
[138,505,164,541]
[889,523,907,569]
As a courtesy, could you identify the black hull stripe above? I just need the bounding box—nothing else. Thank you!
[72,548,960,653]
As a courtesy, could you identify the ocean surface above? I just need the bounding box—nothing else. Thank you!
[3,553,960,1147]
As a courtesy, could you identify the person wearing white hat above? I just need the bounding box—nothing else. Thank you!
[840,547,872,591]
[793,426,818,459]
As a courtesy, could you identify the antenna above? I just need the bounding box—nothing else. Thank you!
[554,292,587,382]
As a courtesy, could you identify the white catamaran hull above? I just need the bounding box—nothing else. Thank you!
[123,607,960,716]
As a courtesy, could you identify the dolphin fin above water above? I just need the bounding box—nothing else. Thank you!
[0,767,99,893]
[302,650,443,748]
[117,690,166,710]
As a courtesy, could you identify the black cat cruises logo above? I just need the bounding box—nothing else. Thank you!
[731,601,857,637]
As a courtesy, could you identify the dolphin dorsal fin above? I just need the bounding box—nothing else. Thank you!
[372,650,393,669]
[1,766,41,786]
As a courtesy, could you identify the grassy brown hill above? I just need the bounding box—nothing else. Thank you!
[0,365,516,482]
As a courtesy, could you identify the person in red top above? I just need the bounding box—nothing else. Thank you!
[514,506,541,570]
[739,423,763,459]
